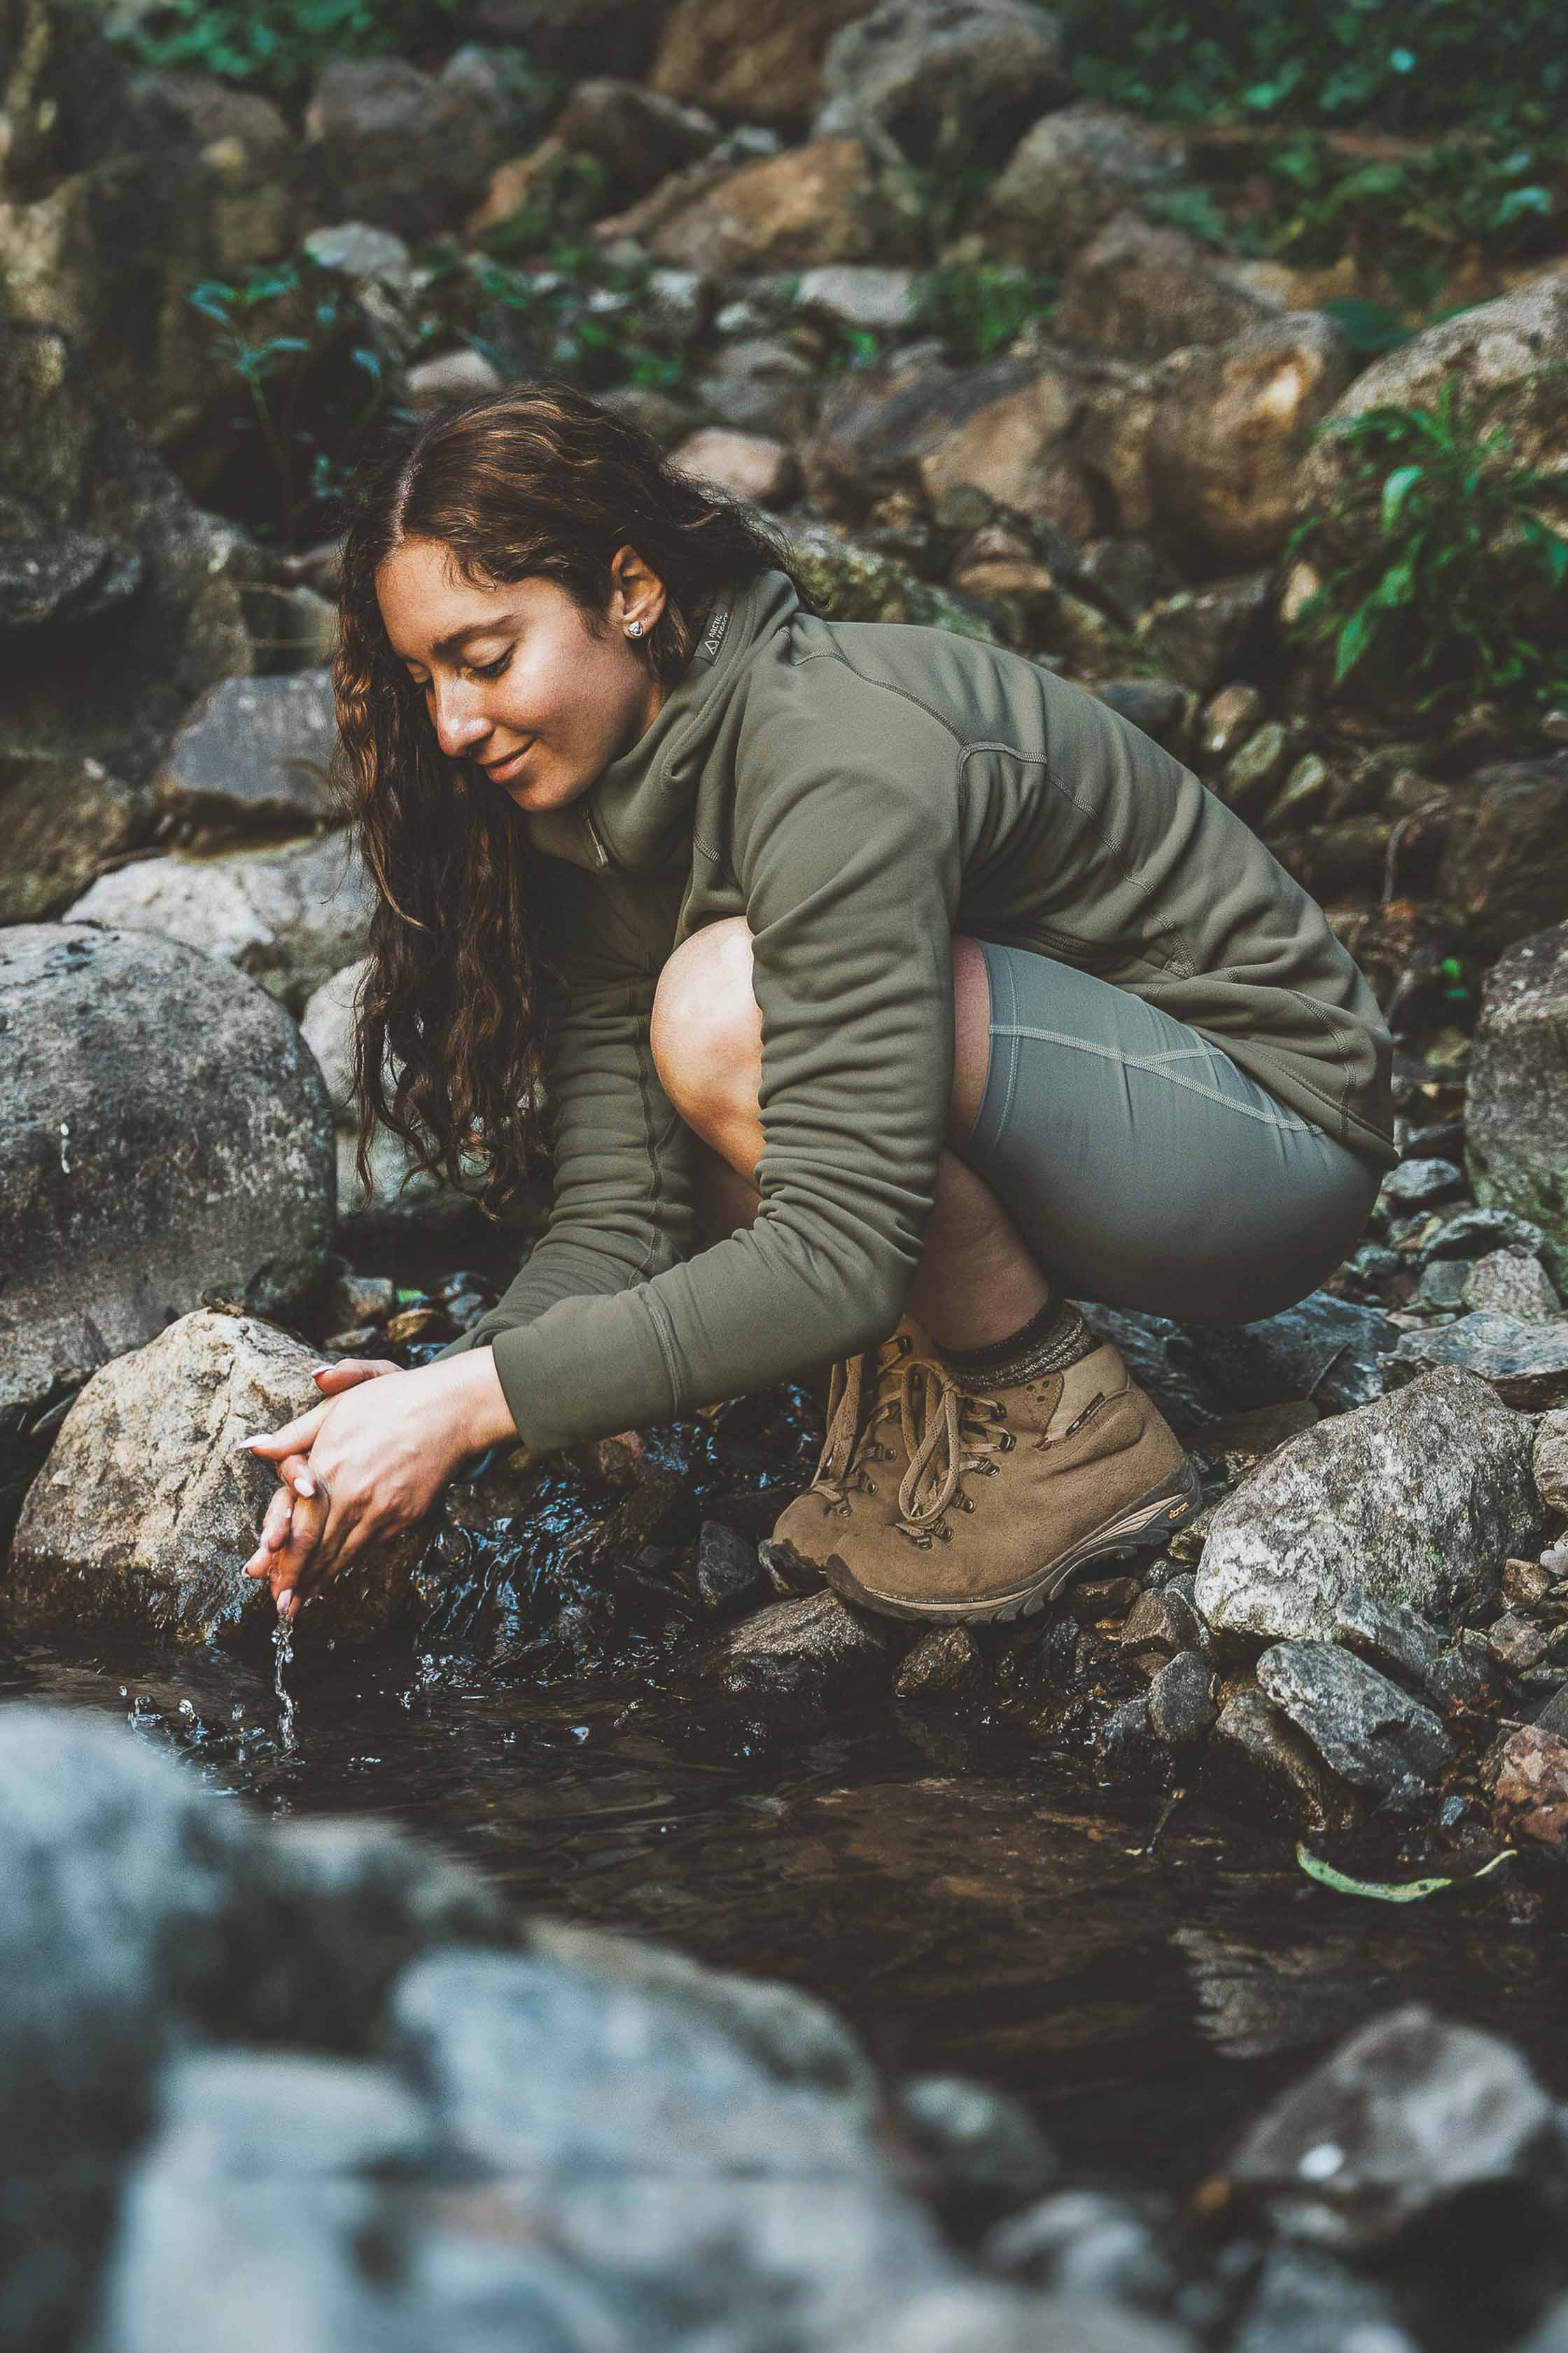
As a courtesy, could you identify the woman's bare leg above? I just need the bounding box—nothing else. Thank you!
[663,925,1051,1351]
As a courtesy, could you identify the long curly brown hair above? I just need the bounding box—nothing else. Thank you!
[332,380,814,1217]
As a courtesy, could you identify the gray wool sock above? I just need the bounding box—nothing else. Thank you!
[935,1291,1097,1388]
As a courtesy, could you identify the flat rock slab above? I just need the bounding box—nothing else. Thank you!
[0,926,332,1431]
[1194,1368,1541,1647]
[1226,2004,1562,2249]
[1384,1313,1568,1411]
[1255,1642,1450,1808]
[153,670,339,837]
[66,835,374,1014]
[8,1310,419,1647]
[718,1588,897,1714]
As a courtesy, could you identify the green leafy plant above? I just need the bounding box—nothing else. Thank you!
[911,264,1058,365]
[415,238,690,398]
[188,256,412,541]
[108,0,468,106]
[1286,375,1568,722]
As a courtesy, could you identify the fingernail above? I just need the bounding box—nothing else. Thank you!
[234,1437,260,1452]
[293,1474,316,1497]
[309,1364,330,1377]
[276,1589,293,1615]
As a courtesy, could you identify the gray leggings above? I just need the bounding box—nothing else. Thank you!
[967,941,1382,1329]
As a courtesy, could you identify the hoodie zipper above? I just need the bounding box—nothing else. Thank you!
[582,804,614,869]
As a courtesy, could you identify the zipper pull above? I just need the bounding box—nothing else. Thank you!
[582,807,612,868]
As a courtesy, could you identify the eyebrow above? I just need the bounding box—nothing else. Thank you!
[396,610,524,665]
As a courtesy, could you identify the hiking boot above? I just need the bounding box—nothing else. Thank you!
[816,1329,1200,1624]
[765,1315,933,1583]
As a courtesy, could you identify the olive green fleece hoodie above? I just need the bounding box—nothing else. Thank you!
[440,568,1394,1454]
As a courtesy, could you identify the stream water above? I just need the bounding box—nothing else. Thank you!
[7,1226,1568,2196]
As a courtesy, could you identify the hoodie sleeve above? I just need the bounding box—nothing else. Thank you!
[438,865,696,1365]
[477,672,964,1454]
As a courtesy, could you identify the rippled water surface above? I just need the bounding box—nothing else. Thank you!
[6,1625,1565,2186]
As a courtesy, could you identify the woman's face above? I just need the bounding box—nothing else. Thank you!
[374,536,666,814]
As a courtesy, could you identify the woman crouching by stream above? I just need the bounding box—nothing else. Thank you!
[241,383,1395,1630]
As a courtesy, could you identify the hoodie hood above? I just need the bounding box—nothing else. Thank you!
[523,567,802,877]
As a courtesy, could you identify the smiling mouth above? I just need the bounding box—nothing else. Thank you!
[479,740,533,782]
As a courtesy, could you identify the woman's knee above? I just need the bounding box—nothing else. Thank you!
[650,916,762,1127]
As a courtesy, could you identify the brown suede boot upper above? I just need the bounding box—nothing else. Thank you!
[818,1334,1197,1621]
[768,1315,934,1575]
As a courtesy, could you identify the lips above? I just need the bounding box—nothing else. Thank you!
[480,739,532,783]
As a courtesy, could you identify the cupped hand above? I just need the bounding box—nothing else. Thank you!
[239,1350,512,1621]
[241,1358,398,1618]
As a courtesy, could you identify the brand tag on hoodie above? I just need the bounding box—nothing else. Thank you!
[696,606,729,662]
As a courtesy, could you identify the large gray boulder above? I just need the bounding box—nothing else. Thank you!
[66,833,374,1014]
[7,1309,422,1647]
[0,926,332,1440]
[1466,921,1568,1290]
[1194,1367,1542,1647]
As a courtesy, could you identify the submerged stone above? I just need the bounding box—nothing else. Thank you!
[1254,1643,1450,1810]
[1225,2004,1564,2248]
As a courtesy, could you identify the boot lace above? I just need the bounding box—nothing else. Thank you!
[809,1330,918,1516]
[891,1355,1014,1547]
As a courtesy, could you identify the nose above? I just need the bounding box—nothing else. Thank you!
[428,676,492,761]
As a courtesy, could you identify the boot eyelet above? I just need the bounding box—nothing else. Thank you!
[955,1494,974,1512]
[934,1522,951,1541]
[997,1431,1016,1452]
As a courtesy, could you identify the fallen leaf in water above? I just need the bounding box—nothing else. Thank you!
[1295,1843,1516,1903]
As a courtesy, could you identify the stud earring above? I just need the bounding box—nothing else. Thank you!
[625,619,645,638]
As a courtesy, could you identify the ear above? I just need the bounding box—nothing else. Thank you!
[610,543,667,637]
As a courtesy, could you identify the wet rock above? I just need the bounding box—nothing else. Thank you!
[1100,1692,1155,1774]
[1415,1256,1471,1313]
[652,0,872,127]
[66,834,374,1015]
[815,0,1068,165]
[1383,1313,1568,1411]
[1424,1205,1548,1264]
[694,1518,770,1619]
[0,746,151,922]
[1436,753,1568,955]
[1224,2004,1564,2247]
[718,1588,897,1713]
[0,927,332,1440]
[645,135,886,273]
[0,321,260,793]
[1147,1649,1216,1747]
[1382,1156,1465,1210]
[988,2186,1180,2313]
[1462,1249,1560,1322]
[1254,1643,1451,1809]
[979,101,1187,272]
[1231,2244,1420,2353]
[1196,681,1266,762]
[1202,1689,1359,1833]
[1134,571,1273,693]
[1333,1589,1446,1704]
[326,1270,395,1329]
[1536,1409,1568,1514]
[1069,1574,1142,1624]
[302,57,505,242]
[391,1945,950,2338]
[1182,1292,1399,1418]
[1119,1585,1201,1667]
[1091,679,1194,753]
[1488,1610,1552,1673]
[1195,1369,1540,1647]
[895,1624,983,1696]
[1466,921,1568,1289]
[1425,1629,1500,1719]
[8,1310,422,1648]
[1057,214,1280,361]
[1219,719,1291,817]
[671,424,799,504]
[150,670,339,842]
[786,519,999,637]
[897,2074,1058,2215]
[1488,1725,1568,1844]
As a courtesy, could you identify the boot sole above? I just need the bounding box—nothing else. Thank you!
[820,1458,1204,1626]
